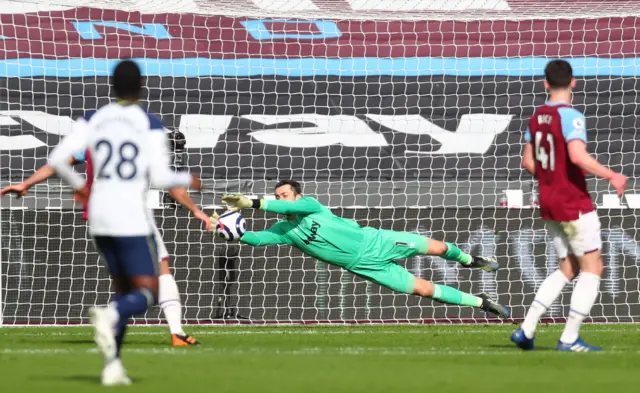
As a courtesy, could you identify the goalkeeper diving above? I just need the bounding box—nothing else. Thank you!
[216,180,510,318]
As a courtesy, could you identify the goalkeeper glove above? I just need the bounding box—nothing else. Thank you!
[210,211,220,227]
[221,194,260,212]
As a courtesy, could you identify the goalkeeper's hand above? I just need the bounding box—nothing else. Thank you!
[210,211,220,227]
[221,194,254,212]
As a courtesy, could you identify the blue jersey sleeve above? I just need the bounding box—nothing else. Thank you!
[524,127,532,143]
[558,107,587,143]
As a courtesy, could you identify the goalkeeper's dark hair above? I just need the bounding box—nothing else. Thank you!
[112,59,142,100]
[545,59,573,89]
[275,180,302,195]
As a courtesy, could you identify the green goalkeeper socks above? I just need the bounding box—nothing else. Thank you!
[443,242,472,265]
[432,284,482,307]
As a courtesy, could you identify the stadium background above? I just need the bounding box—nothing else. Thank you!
[1,0,639,324]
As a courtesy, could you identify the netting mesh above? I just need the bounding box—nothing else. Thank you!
[1,0,639,325]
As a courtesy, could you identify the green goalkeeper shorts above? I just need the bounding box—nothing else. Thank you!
[349,230,428,294]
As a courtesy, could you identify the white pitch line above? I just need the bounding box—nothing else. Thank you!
[1,347,639,356]
[0,349,73,354]
[2,326,637,337]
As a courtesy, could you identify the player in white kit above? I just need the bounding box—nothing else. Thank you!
[2,152,208,347]
[49,60,202,385]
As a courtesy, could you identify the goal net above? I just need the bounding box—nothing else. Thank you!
[1,0,639,325]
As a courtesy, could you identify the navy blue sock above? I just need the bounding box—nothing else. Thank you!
[115,289,154,322]
[115,318,128,358]
[112,294,127,358]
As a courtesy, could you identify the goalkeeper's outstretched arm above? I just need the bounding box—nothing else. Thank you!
[259,197,323,215]
[222,194,324,215]
[240,222,291,247]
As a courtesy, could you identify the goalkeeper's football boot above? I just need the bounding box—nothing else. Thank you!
[468,256,500,273]
[479,293,511,319]
[172,333,200,347]
[557,337,602,352]
[511,328,535,351]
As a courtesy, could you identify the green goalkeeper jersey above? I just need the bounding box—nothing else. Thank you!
[240,197,372,269]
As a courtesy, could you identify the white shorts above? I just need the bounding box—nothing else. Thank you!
[545,210,602,258]
[152,224,170,262]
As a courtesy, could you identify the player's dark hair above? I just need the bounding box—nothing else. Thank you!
[545,59,573,89]
[275,180,302,195]
[112,60,142,100]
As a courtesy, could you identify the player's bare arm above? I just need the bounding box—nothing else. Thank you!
[567,140,627,196]
[0,157,76,198]
[522,143,536,175]
[168,187,212,231]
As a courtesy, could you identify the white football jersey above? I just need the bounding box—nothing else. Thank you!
[48,102,192,236]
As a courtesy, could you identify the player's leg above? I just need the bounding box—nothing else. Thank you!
[350,261,510,318]
[384,230,499,273]
[412,277,510,318]
[90,236,137,385]
[97,235,159,385]
[357,231,507,317]
[89,236,121,361]
[114,235,160,355]
[110,277,131,361]
[557,211,603,352]
[511,221,576,350]
[101,276,133,385]
[153,226,200,346]
[423,239,499,272]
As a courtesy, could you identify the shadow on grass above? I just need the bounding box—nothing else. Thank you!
[58,339,95,345]
[488,344,556,351]
[60,375,102,383]
[59,339,161,347]
[35,374,142,384]
[31,374,99,384]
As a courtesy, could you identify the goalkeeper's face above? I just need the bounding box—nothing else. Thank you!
[275,185,301,201]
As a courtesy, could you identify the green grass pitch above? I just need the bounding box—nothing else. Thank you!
[1,324,640,392]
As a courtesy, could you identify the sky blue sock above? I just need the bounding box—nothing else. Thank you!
[443,242,473,265]
[432,284,482,307]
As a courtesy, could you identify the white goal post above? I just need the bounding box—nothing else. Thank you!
[0,0,639,325]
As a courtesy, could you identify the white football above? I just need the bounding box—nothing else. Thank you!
[216,211,247,241]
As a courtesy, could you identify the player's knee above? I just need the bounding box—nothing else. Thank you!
[412,278,434,297]
[139,288,158,307]
[581,255,604,276]
[559,260,578,281]
[147,287,159,306]
[426,240,447,256]
[593,259,604,276]
[577,250,603,277]
[131,277,160,304]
